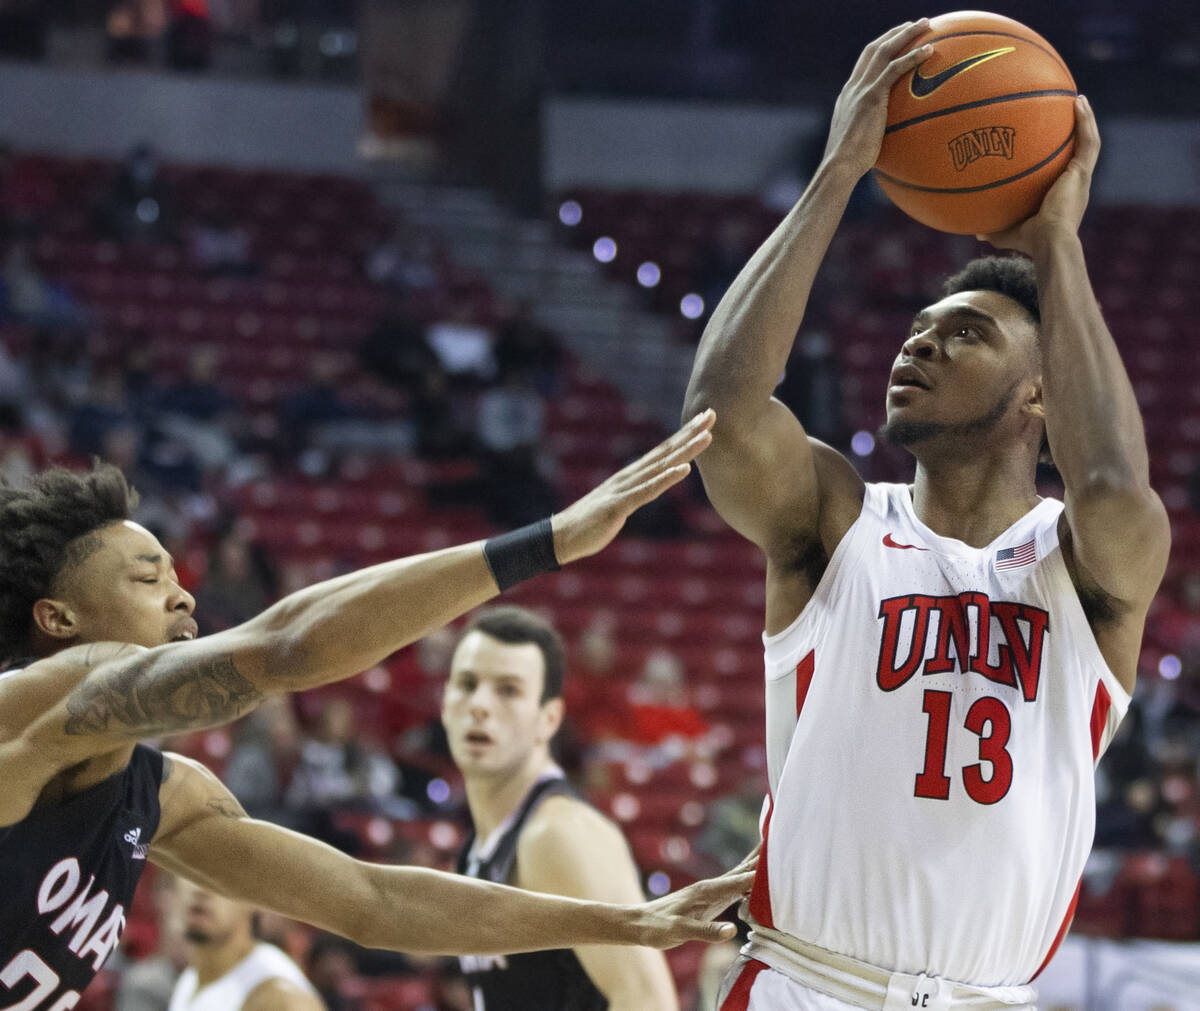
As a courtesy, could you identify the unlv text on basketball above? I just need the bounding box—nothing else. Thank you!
[948,126,1017,172]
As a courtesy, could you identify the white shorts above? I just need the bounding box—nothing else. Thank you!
[716,957,861,1011]
[715,956,1036,1011]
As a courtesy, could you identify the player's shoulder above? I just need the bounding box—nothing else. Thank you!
[242,975,323,1011]
[519,792,628,861]
[807,436,866,536]
[0,643,146,756]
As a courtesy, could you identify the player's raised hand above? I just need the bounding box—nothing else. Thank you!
[628,850,758,948]
[978,95,1101,253]
[823,19,932,177]
[550,409,715,565]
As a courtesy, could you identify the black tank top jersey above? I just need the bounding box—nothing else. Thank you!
[0,742,164,1006]
[456,776,608,1011]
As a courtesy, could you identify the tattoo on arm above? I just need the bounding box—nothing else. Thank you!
[63,652,262,738]
[207,797,246,819]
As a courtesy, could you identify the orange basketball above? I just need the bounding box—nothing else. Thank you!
[874,11,1077,235]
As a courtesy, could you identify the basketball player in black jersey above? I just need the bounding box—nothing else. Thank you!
[0,411,755,1009]
[445,607,678,1010]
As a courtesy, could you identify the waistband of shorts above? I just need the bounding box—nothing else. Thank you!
[743,926,1037,1011]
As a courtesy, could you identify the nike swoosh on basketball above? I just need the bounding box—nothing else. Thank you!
[883,533,929,551]
[910,47,1016,98]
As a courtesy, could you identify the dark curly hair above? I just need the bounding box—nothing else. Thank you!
[941,254,1039,323]
[0,463,138,665]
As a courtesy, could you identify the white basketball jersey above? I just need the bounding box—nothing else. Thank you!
[168,942,317,1011]
[748,483,1129,988]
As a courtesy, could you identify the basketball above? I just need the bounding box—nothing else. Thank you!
[874,11,1077,235]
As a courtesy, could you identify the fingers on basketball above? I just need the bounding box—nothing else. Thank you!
[1072,95,1101,171]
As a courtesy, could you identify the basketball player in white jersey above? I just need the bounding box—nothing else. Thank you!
[444,606,682,1009]
[682,18,1169,1011]
[168,880,322,1011]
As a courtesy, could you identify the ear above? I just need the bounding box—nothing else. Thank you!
[537,697,564,745]
[1023,374,1045,422]
[32,598,79,641]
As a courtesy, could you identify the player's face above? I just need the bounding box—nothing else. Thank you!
[177,879,254,947]
[50,521,197,649]
[442,631,562,780]
[882,289,1041,451]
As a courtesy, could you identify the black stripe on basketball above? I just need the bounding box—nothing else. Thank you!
[918,30,1072,76]
[885,89,1078,135]
[873,130,1075,195]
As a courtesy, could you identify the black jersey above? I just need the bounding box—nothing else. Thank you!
[456,776,608,1011]
[0,743,163,1007]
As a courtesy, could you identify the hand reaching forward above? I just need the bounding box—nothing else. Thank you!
[551,409,715,565]
[625,850,757,948]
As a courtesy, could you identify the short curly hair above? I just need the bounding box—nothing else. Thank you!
[941,254,1039,323]
[0,463,138,665]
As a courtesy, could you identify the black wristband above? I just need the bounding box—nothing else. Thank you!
[483,517,560,591]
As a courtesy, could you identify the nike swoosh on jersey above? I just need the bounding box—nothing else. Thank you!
[882,533,929,551]
[910,47,1016,98]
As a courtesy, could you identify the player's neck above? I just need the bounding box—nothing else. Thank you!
[910,455,1041,548]
[464,750,556,842]
[191,932,257,989]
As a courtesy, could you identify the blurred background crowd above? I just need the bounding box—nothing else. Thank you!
[1,1,1198,1009]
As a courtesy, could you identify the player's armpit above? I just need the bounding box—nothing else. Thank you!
[516,798,680,1011]
[1059,487,1170,611]
[241,978,326,1011]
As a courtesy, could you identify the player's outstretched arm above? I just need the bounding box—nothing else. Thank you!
[980,97,1169,693]
[682,20,930,557]
[150,756,753,957]
[0,414,713,819]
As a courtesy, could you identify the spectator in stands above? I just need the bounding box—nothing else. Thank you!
[94,142,178,243]
[306,936,365,1011]
[68,364,140,459]
[114,871,188,1011]
[195,530,275,634]
[472,364,555,527]
[106,0,167,63]
[150,346,239,477]
[169,879,324,1010]
[1,237,88,332]
[286,698,414,821]
[424,293,497,383]
[563,610,628,745]
[694,774,764,872]
[224,696,302,819]
[493,298,563,398]
[188,208,257,277]
[359,299,464,459]
[625,648,709,755]
[364,221,440,297]
[0,403,35,486]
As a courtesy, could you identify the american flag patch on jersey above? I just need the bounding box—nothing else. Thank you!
[995,537,1038,570]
